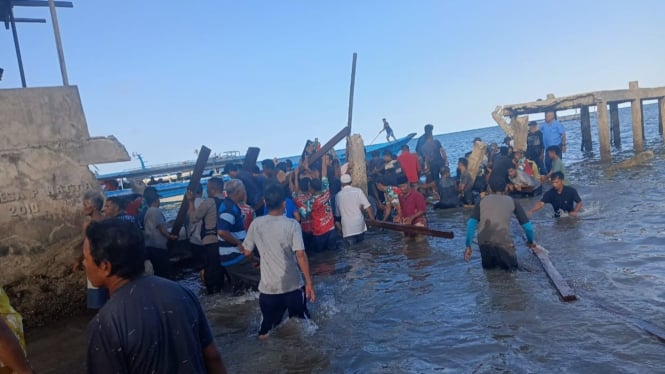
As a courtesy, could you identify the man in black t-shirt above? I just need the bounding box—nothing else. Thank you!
[527,172,582,218]
[82,220,226,374]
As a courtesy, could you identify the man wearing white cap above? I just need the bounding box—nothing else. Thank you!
[335,174,375,245]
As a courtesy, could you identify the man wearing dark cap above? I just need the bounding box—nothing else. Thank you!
[463,179,536,271]
[526,121,545,173]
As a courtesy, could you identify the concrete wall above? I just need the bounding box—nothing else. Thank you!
[0,86,129,326]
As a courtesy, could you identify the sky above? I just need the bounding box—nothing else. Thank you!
[2,0,665,174]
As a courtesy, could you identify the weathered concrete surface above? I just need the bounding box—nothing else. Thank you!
[492,106,529,151]
[0,86,129,326]
[348,134,368,196]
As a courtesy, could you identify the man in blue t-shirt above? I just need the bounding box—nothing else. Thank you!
[539,111,567,173]
[82,219,226,374]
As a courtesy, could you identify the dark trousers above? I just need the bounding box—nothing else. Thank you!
[302,231,315,252]
[314,230,338,252]
[146,246,173,279]
[204,242,224,294]
[430,161,444,184]
[344,232,365,247]
[258,288,309,336]
[479,244,518,271]
[189,243,206,270]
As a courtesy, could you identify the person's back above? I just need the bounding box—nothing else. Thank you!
[87,275,214,374]
[335,184,371,238]
[397,148,420,184]
[435,175,460,209]
[476,194,520,247]
[245,215,303,295]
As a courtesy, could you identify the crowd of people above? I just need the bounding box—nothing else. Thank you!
[0,113,585,373]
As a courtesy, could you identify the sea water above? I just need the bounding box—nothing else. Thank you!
[28,103,665,373]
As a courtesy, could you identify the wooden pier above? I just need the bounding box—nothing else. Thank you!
[493,81,665,161]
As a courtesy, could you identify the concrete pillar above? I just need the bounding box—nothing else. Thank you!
[658,97,665,140]
[597,101,611,161]
[609,103,621,148]
[629,81,644,152]
[580,106,592,152]
[348,134,368,196]
[509,116,529,152]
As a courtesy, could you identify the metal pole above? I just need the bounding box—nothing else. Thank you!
[48,0,69,86]
[9,8,27,88]
[346,52,357,132]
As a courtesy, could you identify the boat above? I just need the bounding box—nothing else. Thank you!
[101,132,417,199]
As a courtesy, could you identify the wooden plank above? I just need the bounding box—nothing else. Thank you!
[595,301,665,343]
[169,145,211,241]
[531,245,577,301]
[308,126,351,164]
[366,219,454,239]
[242,147,261,171]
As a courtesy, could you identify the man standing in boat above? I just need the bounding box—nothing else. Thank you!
[463,179,536,271]
[380,118,398,142]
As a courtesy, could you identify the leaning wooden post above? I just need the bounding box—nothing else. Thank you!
[659,97,665,140]
[596,101,611,162]
[467,141,487,186]
[580,106,592,152]
[348,134,368,196]
[609,103,621,148]
[629,81,644,152]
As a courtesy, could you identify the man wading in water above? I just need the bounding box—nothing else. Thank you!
[463,179,536,270]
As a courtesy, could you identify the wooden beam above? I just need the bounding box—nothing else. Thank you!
[346,53,357,133]
[609,103,621,148]
[309,126,351,165]
[531,245,577,302]
[597,102,611,161]
[580,106,592,152]
[467,141,487,186]
[242,147,261,171]
[366,219,454,239]
[169,146,211,241]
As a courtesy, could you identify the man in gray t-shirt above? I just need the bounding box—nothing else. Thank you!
[463,180,536,270]
[241,184,316,339]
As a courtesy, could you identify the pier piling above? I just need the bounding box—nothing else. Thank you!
[659,98,665,138]
[597,101,611,161]
[580,106,592,152]
[629,81,644,152]
[609,103,621,148]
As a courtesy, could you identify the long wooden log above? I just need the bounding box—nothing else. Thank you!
[169,145,211,240]
[309,126,351,164]
[531,245,577,302]
[366,219,454,239]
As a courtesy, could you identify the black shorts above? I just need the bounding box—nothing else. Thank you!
[479,244,518,270]
[259,288,309,336]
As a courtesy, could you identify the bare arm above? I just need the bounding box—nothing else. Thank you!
[202,343,227,374]
[0,319,32,374]
[295,250,316,302]
[365,206,375,221]
[527,201,545,216]
[570,201,583,217]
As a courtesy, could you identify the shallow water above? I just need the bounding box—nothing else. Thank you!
[27,104,665,373]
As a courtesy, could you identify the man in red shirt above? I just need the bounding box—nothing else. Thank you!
[396,145,421,184]
[298,155,338,251]
[394,175,427,228]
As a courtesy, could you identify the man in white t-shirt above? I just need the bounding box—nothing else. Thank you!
[335,174,375,245]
